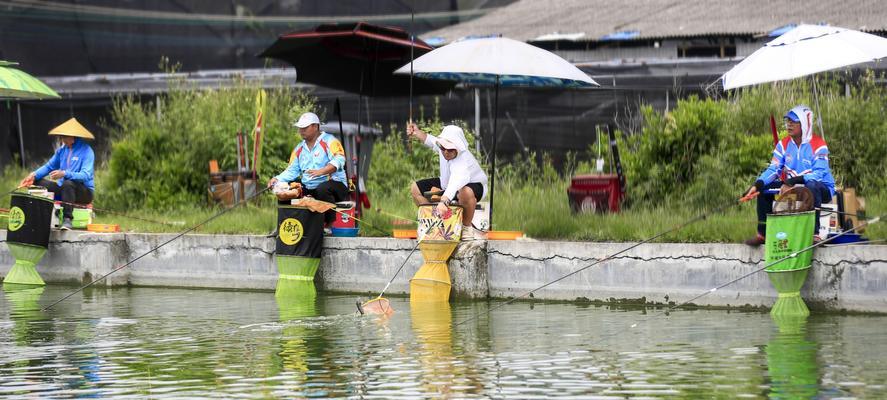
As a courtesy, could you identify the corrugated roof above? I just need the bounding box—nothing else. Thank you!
[424,0,887,43]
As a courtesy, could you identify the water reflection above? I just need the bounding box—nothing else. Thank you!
[274,280,317,376]
[411,301,456,397]
[3,283,51,345]
[0,287,885,398]
[766,314,819,399]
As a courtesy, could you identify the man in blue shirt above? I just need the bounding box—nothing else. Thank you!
[743,105,835,246]
[19,118,95,230]
[268,112,349,227]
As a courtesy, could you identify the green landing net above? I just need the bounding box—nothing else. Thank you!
[3,242,47,286]
[765,211,815,316]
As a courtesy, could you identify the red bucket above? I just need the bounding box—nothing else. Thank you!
[332,201,357,229]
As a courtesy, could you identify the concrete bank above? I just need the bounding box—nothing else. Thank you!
[1,230,885,313]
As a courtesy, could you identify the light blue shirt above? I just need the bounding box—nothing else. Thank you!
[275,132,347,190]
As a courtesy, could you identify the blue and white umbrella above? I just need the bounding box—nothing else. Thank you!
[722,24,887,137]
[394,36,598,229]
[722,24,887,90]
[394,36,597,88]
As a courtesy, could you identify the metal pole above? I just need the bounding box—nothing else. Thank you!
[16,103,25,168]
[490,77,499,231]
[474,88,481,154]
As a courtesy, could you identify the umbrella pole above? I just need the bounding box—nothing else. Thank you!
[490,77,500,231]
[812,77,826,139]
[16,103,25,168]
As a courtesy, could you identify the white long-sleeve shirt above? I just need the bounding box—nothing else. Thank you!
[423,125,488,201]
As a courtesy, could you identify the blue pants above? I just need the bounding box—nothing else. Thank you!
[756,180,832,236]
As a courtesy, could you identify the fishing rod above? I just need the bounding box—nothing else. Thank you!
[560,215,887,351]
[3,186,182,227]
[42,186,272,311]
[374,206,419,224]
[454,195,757,327]
[53,199,184,227]
[328,206,390,236]
[1,186,24,198]
[664,215,883,312]
[605,214,884,337]
[814,207,865,218]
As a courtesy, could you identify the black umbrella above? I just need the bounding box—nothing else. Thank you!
[259,22,452,97]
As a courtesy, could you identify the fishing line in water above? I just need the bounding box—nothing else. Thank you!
[357,233,421,315]
[584,215,885,346]
[657,215,882,314]
[454,195,757,327]
[357,219,436,315]
[42,186,272,311]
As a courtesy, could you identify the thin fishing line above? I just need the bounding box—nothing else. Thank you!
[53,199,184,227]
[42,186,272,311]
[454,197,750,327]
[659,215,882,315]
[813,207,865,219]
[374,207,419,224]
[372,220,438,299]
[408,4,415,122]
[1,185,25,198]
[586,215,885,347]
[359,204,455,313]
[328,206,389,236]
[820,238,885,247]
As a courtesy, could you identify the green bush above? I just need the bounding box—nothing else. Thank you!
[102,76,315,210]
[620,75,887,210]
[84,70,885,242]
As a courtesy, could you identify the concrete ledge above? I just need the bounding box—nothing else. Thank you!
[1,231,885,312]
[488,240,887,312]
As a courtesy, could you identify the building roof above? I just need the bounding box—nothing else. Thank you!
[424,0,887,43]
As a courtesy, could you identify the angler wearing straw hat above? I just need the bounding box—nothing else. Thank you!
[19,118,95,230]
[268,112,349,231]
[743,105,836,246]
[407,123,488,240]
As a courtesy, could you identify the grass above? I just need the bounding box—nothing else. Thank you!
[1,166,884,242]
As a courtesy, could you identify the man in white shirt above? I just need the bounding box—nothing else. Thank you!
[407,123,488,239]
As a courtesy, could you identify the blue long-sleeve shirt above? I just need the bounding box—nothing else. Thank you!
[757,135,835,195]
[34,138,95,191]
[275,132,347,190]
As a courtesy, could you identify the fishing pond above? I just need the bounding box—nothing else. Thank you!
[1,286,885,398]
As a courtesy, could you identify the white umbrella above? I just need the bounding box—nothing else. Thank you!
[722,24,887,89]
[394,36,598,229]
[721,24,887,135]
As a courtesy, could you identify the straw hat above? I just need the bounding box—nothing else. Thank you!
[48,118,94,140]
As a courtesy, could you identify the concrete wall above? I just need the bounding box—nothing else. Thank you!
[1,231,885,312]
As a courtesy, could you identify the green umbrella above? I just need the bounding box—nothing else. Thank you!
[0,61,60,99]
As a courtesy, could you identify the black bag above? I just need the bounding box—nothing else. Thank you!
[7,193,54,249]
[276,205,324,259]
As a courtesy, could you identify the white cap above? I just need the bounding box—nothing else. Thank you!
[293,112,321,128]
[437,138,458,150]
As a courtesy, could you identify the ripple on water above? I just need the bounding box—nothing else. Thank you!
[0,287,885,398]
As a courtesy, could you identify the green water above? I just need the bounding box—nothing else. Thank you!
[1,285,886,398]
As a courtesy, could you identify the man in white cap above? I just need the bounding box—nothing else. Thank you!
[19,118,95,230]
[268,112,349,230]
[407,122,488,240]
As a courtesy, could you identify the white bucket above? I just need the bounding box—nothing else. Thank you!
[472,201,490,231]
